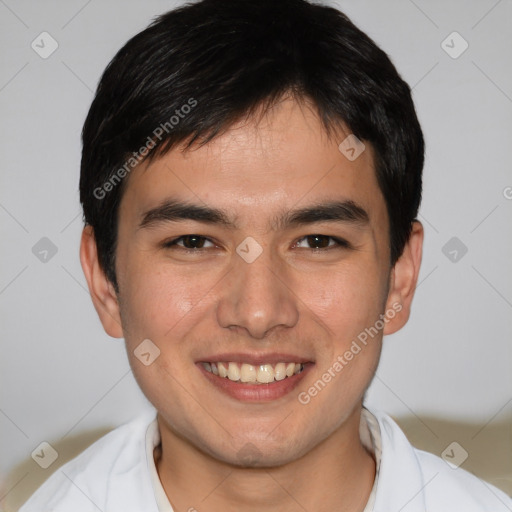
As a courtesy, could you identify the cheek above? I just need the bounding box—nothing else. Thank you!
[294,261,386,404]
[298,264,386,338]
[115,228,183,332]
[117,265,211,412]
[118,262,203,349]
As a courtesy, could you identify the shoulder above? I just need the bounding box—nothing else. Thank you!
[414,447,512,511]
[369,408,512,512]
[19,410,158,512]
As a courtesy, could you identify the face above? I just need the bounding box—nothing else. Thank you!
[82,98,422,467]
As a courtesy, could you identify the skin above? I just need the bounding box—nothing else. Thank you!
[81,97,423,512]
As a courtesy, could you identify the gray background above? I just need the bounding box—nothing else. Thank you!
[1,0,511,509]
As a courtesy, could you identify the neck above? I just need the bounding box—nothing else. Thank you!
[155,407,376,512]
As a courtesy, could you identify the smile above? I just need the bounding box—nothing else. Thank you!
[202,362,304,384]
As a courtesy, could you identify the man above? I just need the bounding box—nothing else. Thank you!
[20,0,512,510]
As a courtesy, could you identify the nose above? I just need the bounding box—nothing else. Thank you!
[216,244,299,339]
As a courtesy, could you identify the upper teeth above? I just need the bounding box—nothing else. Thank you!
[202,362,303,384]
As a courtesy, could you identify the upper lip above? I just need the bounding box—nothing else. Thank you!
[196,353,314,366]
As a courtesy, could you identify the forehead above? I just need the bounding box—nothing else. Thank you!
[120,98,387,230]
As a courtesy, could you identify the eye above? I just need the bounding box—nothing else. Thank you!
[294,235,350,250]
[164,235,215,250]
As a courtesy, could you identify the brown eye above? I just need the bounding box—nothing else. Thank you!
[180,235,207,249]
[306,235,330,248]
[164,235,215,249]
[295,235,350,250]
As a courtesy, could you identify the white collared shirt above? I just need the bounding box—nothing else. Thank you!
[20,406,512,511]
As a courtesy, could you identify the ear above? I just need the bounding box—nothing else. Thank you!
[80,225,124,338]
[383,221,424,335]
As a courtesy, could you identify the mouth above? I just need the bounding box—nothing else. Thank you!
[202,361,304,384]
[196,355,313,402]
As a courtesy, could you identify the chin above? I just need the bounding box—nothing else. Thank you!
[208,435,309,469]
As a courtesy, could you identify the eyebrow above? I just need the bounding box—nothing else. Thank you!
[139,200,236,230]
[280,200,369,229]
[138,198,370,231]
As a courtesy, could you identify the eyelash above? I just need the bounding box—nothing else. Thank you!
[162,235,215,252]
[162,234,351,252]
[295,235,351,250]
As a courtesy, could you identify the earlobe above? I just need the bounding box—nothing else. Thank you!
[80,226,124,338]
[383,221,424,336]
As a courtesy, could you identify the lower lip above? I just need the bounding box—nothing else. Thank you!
[197,363,313,402]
